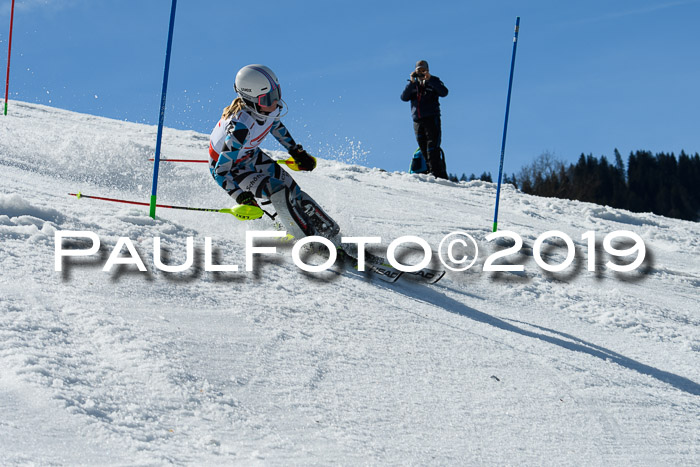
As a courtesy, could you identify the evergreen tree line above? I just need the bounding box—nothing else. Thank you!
[507,149,700,221]
[448,172,494,183]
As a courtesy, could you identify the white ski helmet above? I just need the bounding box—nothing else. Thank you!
[234,64,282,111]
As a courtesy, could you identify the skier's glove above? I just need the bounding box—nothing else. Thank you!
[289,144,316,171]
[236,191,259,207]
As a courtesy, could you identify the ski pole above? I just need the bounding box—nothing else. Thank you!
[4,0,16,115]
[150,0,178,219]
[69,192,274,221]
[492,16,520,232]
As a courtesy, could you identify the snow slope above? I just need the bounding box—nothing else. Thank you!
[1,101,698,465]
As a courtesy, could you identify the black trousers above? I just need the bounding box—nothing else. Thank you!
[413,116,447,179]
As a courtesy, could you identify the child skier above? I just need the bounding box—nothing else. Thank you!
[209,64,340,242]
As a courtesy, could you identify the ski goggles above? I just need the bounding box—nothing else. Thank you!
[256,86,282,107]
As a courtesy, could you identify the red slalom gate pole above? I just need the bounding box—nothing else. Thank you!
[147,156,308,171]
[69,192,273,220]
[4,0,16,115]
[69,192,227,213]
[148,158,208,163]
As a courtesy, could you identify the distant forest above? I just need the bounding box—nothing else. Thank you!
[448,149,700,222]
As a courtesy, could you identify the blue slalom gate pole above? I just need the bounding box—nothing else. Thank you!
[150,0,178,219]
[492,16,520,232]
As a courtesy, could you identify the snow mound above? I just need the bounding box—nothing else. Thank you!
[0,194,66,224]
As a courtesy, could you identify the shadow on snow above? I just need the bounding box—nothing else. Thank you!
[385,280,700,397]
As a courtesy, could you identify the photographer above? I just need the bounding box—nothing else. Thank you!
[400,60,449,179]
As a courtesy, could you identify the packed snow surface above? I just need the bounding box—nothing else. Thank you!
[1,102,698,465]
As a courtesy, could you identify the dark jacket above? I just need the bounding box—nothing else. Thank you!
[400,76,449,121]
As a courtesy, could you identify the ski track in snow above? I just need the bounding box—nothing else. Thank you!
[1,102,699,465]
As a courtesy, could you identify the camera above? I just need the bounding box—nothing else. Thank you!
[412,70,425,79]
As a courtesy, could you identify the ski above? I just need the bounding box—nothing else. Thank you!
[340,249,445,285]
[404,266,446,284]
[336,249,402,283]
[360,250,445,285]
[265,199,444,284]
[355,259,404,283]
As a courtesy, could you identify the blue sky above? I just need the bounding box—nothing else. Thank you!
[1,0,699,179]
